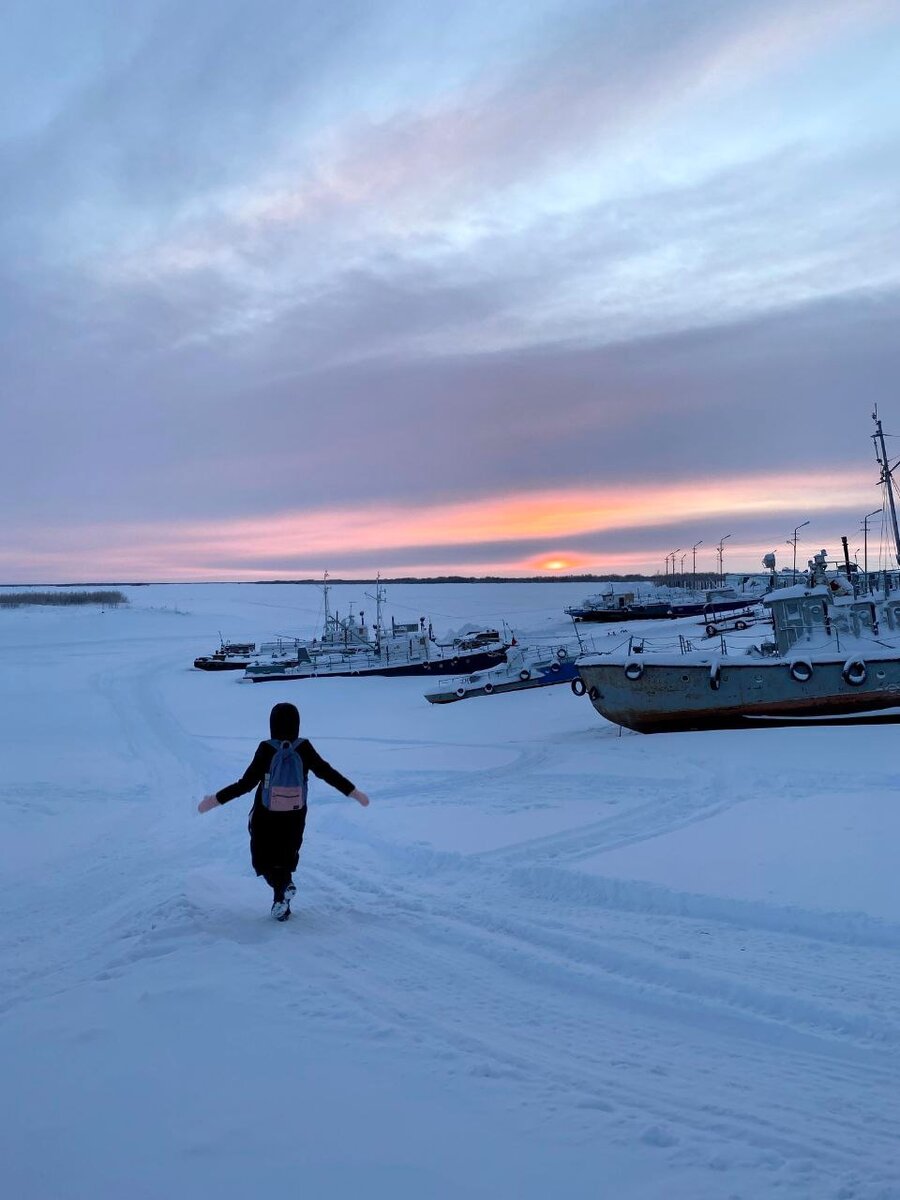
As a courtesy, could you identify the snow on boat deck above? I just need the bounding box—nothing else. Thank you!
[1,583,898,1200]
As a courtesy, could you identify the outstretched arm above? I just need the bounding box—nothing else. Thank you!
[198,743,269,813]
[304,742,369,806]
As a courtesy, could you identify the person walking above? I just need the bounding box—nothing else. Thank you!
[198,701,369,920]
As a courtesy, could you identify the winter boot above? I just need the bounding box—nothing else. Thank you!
[271,897,291,922]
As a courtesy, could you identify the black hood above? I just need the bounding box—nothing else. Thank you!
[269,702,300,741]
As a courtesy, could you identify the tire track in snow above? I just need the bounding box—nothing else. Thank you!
[268,854,900,1191]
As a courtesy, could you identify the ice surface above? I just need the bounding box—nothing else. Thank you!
[0,583,898,1199]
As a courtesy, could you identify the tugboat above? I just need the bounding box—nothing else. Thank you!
[574,413,900,733]
[242,580,509,682]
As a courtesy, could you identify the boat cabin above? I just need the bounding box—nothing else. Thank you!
[764,585,881,655]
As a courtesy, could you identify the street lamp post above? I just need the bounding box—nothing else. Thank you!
[862,508,881,582]
[787,521,810,581]
[716,535,731,585]
[692,540,703,585]
[671,549,681,588]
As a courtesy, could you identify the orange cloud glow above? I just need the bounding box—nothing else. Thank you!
[0,466,881,580]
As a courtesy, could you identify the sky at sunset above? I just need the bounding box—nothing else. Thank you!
[2,0,900,580]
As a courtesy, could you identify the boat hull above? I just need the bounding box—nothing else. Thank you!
[194,657,250,671]
[576,655,900,732]
[425,660,578,703]
[567,597,761,623]
[245,647,508,682]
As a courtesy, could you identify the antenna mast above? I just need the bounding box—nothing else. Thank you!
[872,410,900,566]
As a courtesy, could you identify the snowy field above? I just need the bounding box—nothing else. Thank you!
[1,582,899,1200]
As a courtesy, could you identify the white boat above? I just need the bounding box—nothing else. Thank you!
[424,643,579,703]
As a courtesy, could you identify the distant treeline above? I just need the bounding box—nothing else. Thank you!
[1,577,653,586]
[0,590,128,609]
[0,573,766,588]
[249,575,656,584]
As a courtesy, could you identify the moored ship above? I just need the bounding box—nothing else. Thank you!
[565,583,766,624]
[574,413,900,733]
[195,575,420,671]
[242,581,508,682]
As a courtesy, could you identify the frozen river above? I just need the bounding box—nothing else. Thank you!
[1,582,898,1199]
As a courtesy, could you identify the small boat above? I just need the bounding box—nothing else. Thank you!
[194,637,303,671]
[424,644,579,703]
[574,413,900,733]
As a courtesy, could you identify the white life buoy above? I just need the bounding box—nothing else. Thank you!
[550,662,561,674]
[519,669,531,681]
[789,660,813,683]
[556,648,568,660]
[455,687,466,698]
[624,660,644,681]
[483,683,494,694]
[842,659,867,687]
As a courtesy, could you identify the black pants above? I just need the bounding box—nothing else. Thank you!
[249,804,307,898]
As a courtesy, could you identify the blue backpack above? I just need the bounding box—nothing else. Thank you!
[261,738,308,812]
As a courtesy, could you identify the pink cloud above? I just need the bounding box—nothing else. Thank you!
[1,467,877,580]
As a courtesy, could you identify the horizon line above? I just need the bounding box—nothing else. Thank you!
[0,570,780,587]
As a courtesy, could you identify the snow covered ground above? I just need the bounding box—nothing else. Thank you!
[1,582,898,1200]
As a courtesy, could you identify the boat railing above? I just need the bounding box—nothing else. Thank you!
[577,631,737,658]
[577,631,695,655]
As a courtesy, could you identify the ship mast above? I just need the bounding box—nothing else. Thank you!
[872,410,900,567]
[375,573,384,650]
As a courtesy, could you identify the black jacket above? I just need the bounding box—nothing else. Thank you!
[215,738,355,807]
